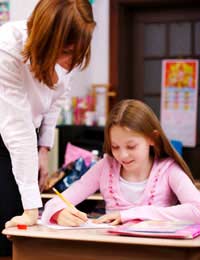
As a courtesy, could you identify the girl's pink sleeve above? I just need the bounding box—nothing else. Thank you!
[120,166,200,223]
[41,158,105,224]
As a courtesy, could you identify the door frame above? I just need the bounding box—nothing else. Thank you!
[109,0,200,102]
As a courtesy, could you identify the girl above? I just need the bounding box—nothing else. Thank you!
[42,99,200,227]
[0,0,95,256]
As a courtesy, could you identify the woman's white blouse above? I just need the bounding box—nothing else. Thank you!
[0,21,75,209]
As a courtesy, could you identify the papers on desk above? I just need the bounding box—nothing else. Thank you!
[108,220,200,239]
[38,219,114,230]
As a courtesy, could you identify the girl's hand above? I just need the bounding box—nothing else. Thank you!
[5,209,39,228]
[57,207,88,227]
[93,211,122,225]
[38,146,49,192]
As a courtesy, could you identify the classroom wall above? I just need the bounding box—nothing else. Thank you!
[9,0,110,97]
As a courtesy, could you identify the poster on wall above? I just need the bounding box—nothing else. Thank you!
[161,59,199,147]
[0,0,9,26]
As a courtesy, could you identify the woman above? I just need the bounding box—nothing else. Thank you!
[0,0,95,255]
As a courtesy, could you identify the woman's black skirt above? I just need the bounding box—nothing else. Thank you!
[0,135,23,256]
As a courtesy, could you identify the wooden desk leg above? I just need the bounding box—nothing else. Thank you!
[13,237,200,260]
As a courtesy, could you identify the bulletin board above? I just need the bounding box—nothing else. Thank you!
[160,59,199,147]
[0,0,9,25]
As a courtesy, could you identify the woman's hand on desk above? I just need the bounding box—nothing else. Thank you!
[57,207,88,227]
[5,208,39,228]
[93,211,122,226]
[38,146,49,192]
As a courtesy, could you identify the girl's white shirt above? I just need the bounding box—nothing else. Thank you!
[0,21,76,209]
[119,177,148,204]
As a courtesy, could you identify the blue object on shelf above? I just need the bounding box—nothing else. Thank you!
[170,140,183,155]
[55,157,89,192]
[89,0,95,4]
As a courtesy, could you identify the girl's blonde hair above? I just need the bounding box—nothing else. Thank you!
[22,0,96,87]
[104,99,194,182]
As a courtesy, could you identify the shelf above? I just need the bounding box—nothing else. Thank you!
[56,125,104,130]
[41,193,103,201]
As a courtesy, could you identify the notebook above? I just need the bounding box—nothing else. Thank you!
[108,220,200,239]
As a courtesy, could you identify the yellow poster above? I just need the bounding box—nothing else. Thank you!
[161,60,198,147]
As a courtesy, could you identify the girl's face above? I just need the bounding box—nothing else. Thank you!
[57,45,74,70]
[110,125,154,175]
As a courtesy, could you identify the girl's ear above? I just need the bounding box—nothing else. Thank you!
[149,130,160,146]
[153,129,160,137]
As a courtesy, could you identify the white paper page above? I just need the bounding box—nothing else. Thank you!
[37,219,114,230]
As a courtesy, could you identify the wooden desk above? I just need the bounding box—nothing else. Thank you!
[3,225,200,260]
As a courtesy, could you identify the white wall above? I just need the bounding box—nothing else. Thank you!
[10,0,109,97]
[91,0,109,85]
[10,0,38,20]
[67,0,110,97]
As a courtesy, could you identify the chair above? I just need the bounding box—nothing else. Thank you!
[170,140,183,155]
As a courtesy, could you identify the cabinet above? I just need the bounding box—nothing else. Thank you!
[57,125,104,167]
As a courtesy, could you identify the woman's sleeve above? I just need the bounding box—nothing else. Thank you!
[41,158,105,224]
[120,166,200,223]
[38,73,73,149]
[0,50,42,209]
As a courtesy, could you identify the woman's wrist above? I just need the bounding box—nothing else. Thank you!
[24,208,39,219]
[38,146,50,153]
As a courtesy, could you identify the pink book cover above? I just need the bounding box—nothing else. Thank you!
[108,220,200,239]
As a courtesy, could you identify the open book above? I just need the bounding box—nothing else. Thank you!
[108,220,200,239]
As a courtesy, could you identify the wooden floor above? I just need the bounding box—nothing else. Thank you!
[0,257,12,260]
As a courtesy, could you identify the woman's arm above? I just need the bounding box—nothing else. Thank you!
[0,50,42,213]
[38,71,74,149]
[37,70,75,191]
